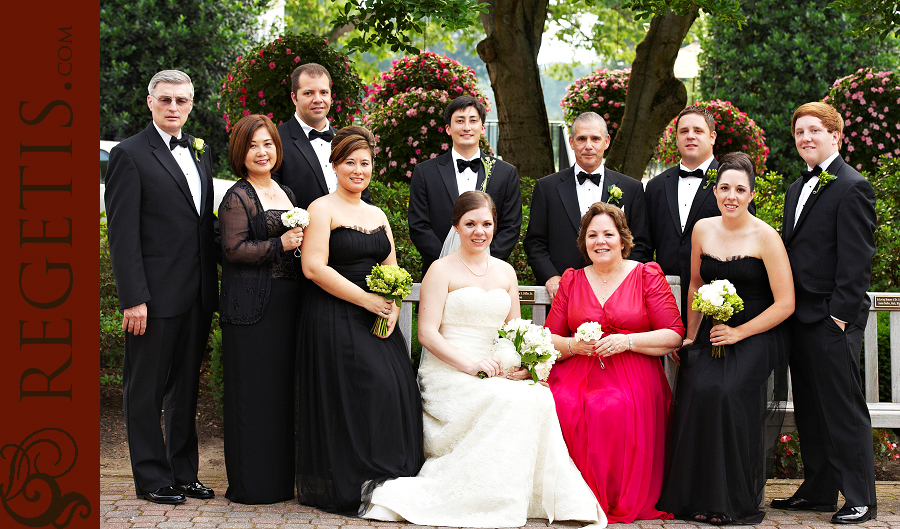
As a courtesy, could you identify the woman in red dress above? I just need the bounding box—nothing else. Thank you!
[545,202,684,523]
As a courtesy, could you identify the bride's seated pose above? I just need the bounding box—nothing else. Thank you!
[363,191,606,528]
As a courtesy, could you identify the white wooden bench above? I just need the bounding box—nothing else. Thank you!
[398,280,900,429]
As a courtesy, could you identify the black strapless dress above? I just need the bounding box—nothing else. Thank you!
[657,255,788,524]
[295,226,424,513]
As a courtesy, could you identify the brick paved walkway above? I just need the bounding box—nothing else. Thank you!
[101,474,900,528]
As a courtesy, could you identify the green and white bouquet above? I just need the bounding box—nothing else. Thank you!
[366,264,413,337]
[281,207,310,257]
[691,279,744,358]
[481,318,559,383]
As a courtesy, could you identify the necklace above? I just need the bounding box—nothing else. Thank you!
[591,262,624,284]
[458,252,489,277]
[250,178,277,200]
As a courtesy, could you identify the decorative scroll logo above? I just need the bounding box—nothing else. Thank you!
[0,428,91,527]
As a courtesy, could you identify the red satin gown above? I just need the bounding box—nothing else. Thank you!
[546,263,684,523]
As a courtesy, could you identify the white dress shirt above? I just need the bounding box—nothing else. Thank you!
[153,121,201,213]
[574,163,605,216]
[451,148,479,195]
[677,156,715,231]
[794,150,841,227]
[296,114,338,194]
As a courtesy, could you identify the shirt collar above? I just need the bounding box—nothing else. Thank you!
[807,151,841,174]
[295,113,329,138]
[451,148,481,164]
[679,155,715,175]
[152,120,182,147]
[573,163,604,182]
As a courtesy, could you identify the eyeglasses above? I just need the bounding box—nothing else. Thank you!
[151,95,193,107]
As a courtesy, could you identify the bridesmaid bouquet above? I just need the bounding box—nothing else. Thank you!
[574,321,605,368]
[691,279,745,358]
[366,264,413,337]
[281,207,310,257]
[480,319,559,383]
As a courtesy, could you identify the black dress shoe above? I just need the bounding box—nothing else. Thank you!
[142,486,186,504]
[770,497,837,512]
[832,504,876,524]
[174,481,215,499]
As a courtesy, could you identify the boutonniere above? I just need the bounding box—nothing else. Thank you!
[480,156,496,192]
[192,137,206,162]
[607,184,623,204]
[812,170,835,194]
[703,168,717,189]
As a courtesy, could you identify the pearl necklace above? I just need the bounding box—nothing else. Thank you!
[249,176,277,200]
[458,252,489,277]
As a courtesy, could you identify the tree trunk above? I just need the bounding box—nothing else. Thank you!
[477,0,554,182]
[604,10,697,180]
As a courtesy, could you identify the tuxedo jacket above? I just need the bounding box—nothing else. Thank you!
[524,166,651,286]
[104,122,218,317]
[273,117,370,209]
[782,156,876,328]
[408,150,522,275]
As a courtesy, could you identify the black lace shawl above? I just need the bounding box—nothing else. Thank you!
[218,179,297,324]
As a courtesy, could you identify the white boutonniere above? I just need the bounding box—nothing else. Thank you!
[812,170,835,194]
[607,184,623,204]
[192,137,206,162]
[480,156,496,192]
[704,168,717,189]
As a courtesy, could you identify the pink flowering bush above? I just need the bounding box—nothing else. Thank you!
[560,68,630,145]
[824,68,900,175]
[219,33,363,133]
[363,52,492,183]
[654,100,770,175]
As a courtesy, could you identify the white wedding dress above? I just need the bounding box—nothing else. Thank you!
[365,287,605,528]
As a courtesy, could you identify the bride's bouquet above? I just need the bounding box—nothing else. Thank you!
[481,318,559,383]
[366,264,413,337]
[281,207,310,257]
[691,279,744,358]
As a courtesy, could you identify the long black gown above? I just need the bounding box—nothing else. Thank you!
[295,226,424,514]
[657,255,788,524]
[222,209,299,504]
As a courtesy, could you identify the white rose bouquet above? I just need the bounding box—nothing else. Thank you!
[480,318,559,383]
[573,321,603,342]
[691,279,744,358]
[281,207,310,257]
[366,264,413,337]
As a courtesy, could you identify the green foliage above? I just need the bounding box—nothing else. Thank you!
[363,52,492,183]
[204,324,224,417]
[219,33,364,132]
[870,156,900,292]
[561,68,630,144]
[546,1,647,66]
[828,0,900,40]
[697,0,898,181]
[100,213,124,370]
[331,0,484,54]
[656,99,770,174]
[100,373,123,387]
[622,0,743,24]
[825,68,900,176]
[100,0,265,172]
[773,431,803,475]
[753,171,786,235]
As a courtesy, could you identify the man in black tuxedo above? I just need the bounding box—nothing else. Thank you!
[645,106,735,323]
[770,102,877,524]
[408,95,521,275]
[524,112,650,299]
[104,70,218,504]
[273,62,369,208]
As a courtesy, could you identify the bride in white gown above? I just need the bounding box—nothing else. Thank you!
[364,191,605,528]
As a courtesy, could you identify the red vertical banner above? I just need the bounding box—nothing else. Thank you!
[2,1,100,527]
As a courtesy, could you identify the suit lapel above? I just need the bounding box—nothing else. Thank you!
[290,119,329,196]
[475,153,488,191]
[792,157,843,236]
[556,168,582,232]
[664,169,682,235]
[186,135,210,215]
[600,170,613,202]
[783,180,801,241]
[684,183,714,234]
[148,126,196,212]
[437,152,459,201]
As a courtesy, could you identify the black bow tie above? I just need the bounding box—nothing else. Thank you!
[169,135,191,150]
[800,165,823,182]
[576,171,601,186]
[678,168,704,178]
[308,128,334,142]
[457,158,481,174]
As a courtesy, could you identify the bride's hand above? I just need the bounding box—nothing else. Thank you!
[468,358,502,378]
[710,324,744,347]
[506,367,530,381]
